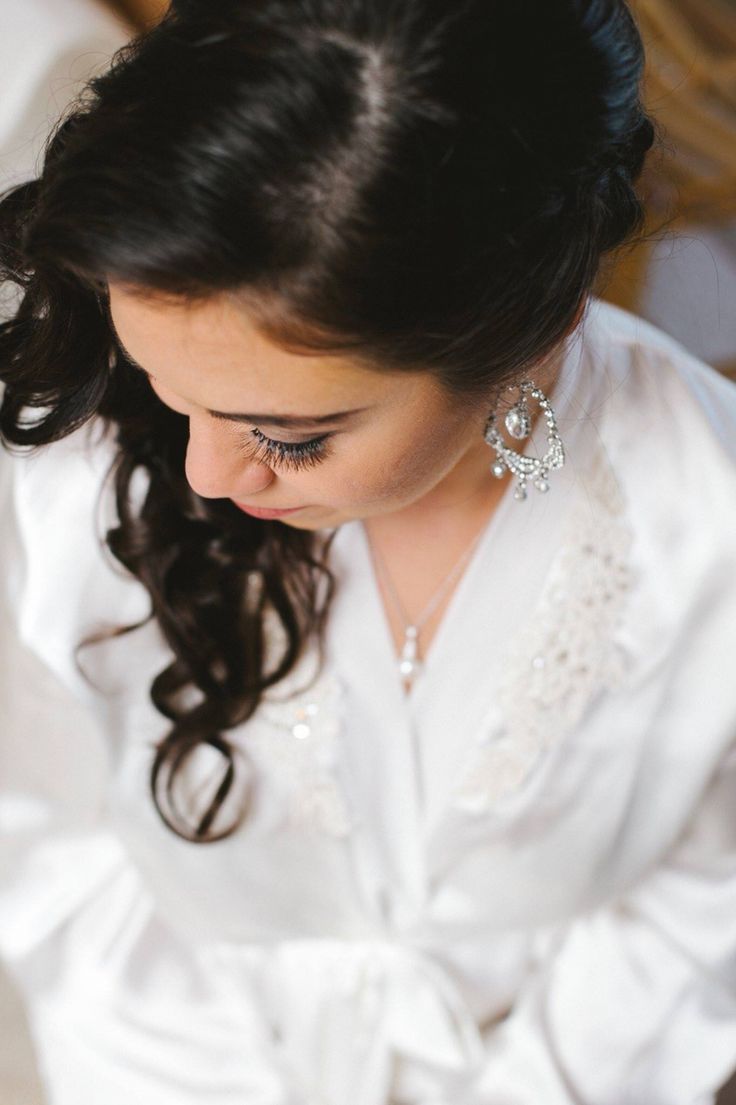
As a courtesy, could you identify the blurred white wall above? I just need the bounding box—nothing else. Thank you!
[638,222,736,374]
[0,0,131,189]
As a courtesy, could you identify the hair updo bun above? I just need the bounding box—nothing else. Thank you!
[0,0,656,840]
[586,113,656,252]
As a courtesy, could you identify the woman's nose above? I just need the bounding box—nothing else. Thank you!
[184,418,275,500]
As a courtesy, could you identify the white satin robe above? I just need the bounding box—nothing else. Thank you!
[1,299,736,1105]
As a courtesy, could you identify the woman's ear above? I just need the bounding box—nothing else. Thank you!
[481,295,589,409]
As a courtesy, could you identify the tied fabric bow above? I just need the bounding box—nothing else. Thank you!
[253,939,487,1105]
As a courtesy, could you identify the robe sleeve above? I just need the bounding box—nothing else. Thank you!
[465,735,736,1105]
[0,432,300,1104]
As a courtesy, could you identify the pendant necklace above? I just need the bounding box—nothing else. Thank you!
[363,516,490,691]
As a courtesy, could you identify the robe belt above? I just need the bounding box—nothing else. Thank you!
[260,939,487,1105]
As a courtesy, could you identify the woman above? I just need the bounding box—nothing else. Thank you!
[1,1,735,1102]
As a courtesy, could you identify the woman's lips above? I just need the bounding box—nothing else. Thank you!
[233,502,305,519]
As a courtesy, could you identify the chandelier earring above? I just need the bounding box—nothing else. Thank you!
[483,380,565,501]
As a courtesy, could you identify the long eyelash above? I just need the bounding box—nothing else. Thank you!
[239,427,333,471]
[121,355,333,472]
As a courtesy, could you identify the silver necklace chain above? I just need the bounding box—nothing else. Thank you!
[363,516,490,689]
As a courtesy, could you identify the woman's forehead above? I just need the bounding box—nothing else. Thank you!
[106,283,442,418]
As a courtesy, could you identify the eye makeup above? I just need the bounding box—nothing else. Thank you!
[114,336,338,470]
[238,426,334,471]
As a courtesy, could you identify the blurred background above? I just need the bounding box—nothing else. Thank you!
[607,0,736,383]
[1,0,735,1101]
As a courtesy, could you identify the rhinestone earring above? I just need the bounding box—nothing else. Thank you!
[483,380,565,501]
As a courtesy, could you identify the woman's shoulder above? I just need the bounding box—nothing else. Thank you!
[0,415,150,701]
[577,300,736,542]
[0,410,118,507]
[584,298,736,469]
[1,415,123,567]
[571,300,736,614]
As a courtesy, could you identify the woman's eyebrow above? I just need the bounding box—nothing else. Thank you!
[208,406,367,429]
[112,332,369,429]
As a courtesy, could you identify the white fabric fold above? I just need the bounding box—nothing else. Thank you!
[227,938,487,1105]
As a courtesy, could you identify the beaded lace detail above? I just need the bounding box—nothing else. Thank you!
[245,614,353,838]
[452,446,636,813]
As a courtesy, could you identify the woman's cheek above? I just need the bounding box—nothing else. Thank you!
[338,445,426,508]
[352,439,408,496]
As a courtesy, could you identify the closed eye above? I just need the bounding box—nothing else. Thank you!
[235,427,334,472]
[119,346,335,471]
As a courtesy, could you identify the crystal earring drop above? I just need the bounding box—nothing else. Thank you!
[504,395,532,441]
[484,380,565,501]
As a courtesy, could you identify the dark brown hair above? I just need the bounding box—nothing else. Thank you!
[0,0,655,841]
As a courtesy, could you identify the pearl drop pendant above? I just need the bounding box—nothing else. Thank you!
[399,625,423,684]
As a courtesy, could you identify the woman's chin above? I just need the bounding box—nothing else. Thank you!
[277,508,344,530]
